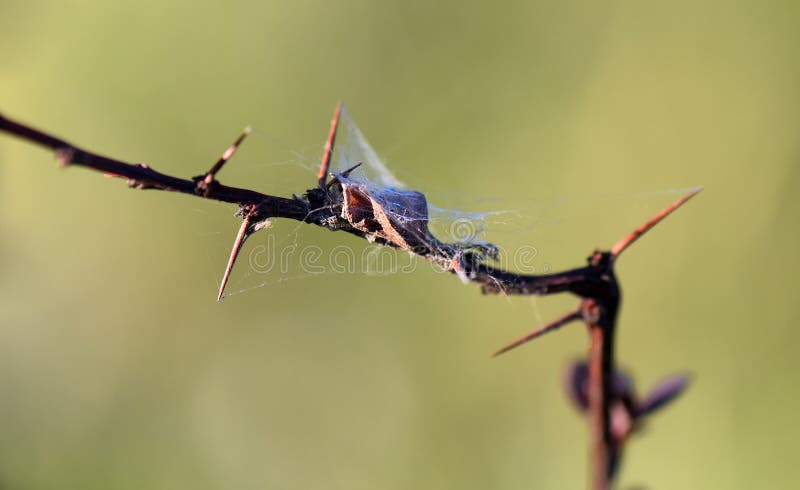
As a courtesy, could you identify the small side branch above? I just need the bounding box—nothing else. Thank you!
[195,126,252,197]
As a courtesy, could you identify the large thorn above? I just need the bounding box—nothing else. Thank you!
[610,187,702,259]
[217,217,253,302]
[317,101,343,188]
[493,310,582,357]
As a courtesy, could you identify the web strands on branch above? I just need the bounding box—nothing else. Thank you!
[326,108,521,280]
[174,101,699,301]
[222,108,698,298]
[221,108,515,297]
[327,109,698,280]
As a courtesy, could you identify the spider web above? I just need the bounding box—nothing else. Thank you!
[332,107,519,254]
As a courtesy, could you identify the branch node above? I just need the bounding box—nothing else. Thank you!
[55,147,75,167]
[580,298,603,325]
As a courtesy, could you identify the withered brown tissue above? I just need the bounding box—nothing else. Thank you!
[340,178,432,252]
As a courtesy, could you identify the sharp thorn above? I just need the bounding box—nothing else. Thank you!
[340,161,362,177]
[317,101,343,188]
[325,162,363,189]
[217,217,252,302]
[493,310,582,357]
[206,126,253,185]
[610,187,703,259]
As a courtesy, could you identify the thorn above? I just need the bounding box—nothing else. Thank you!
[202,126,252,191]
[339,161,361,178]
[493,310,582,357]
[317,101,343,188]
[610,187,702,259]
[325,162,363,188]
[217,217,252,302]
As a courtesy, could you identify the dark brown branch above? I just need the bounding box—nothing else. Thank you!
[0,108,700,490]
[0,109,606,300]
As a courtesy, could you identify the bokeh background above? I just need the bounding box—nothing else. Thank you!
[2,1,799,488]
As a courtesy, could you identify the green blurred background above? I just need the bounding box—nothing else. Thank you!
[1,1,799,488]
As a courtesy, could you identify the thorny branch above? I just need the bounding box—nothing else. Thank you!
[0,105,700,489]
